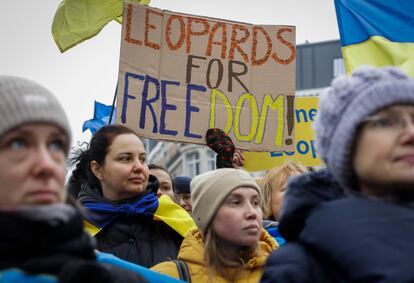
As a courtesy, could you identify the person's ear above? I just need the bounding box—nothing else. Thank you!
[90,161,103,181]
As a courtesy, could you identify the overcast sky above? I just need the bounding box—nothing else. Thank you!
[0,0,339,146]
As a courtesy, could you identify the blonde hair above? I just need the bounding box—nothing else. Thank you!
[260,160,307,220]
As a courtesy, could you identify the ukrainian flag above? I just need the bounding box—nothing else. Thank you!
[84,195,196,238]
[334,0,414,77]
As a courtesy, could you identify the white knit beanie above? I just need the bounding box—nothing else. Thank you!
[191,168,260,233]
[0,76,71,149]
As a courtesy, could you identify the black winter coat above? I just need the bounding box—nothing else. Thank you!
[78,183,183,268]
[0,204,147,283]
[261,169,414,283]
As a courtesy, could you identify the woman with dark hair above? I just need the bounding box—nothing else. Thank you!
[148,164,175,200]
[69,125,196,268]
[152,168,277,282]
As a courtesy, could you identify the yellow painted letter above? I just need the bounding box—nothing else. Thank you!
[209,89,233,133]
[234,93,259,141]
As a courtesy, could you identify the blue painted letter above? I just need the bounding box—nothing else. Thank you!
[185,84,206,139]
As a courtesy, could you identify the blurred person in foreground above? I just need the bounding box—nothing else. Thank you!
[261,66,414,283]
[0,76,177,282]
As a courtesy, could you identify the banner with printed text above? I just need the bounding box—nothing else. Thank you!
[116,1,296,151]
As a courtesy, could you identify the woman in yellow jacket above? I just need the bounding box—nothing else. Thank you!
[152,168,278,282]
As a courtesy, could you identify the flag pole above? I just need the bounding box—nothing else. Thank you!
[109,82,118,125]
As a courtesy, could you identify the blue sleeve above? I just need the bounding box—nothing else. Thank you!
[0,269,57,283]
[266,227,286,246]
[96,252,184,283]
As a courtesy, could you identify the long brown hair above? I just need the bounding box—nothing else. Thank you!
[203,225,258,281]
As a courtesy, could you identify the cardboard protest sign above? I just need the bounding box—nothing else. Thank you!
[116,1,296,151]
[243,96,323,171]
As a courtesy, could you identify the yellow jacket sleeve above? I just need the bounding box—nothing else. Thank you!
[151,261,180,279]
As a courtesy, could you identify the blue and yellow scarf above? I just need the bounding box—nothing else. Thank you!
[83,193,196,238]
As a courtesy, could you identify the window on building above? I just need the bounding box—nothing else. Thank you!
[187,152,200,177]
[170,160,183,177]
[207,150,216,171]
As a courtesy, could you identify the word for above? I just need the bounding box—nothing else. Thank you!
[186,55,250,93]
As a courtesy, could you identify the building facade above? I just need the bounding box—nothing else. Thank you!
[147,39,344,177]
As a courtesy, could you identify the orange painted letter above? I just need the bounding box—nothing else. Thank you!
[252,26,272,66]
[186,17,210,54]
[205,22,227,59]
[271,28,296,65]
[125,4,142,46]
[145,8,163,50]
[165,15,186,50]
[229,24,250,64]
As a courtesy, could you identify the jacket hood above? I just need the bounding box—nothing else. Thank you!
[178,228,277,268]
[278,169,345,240]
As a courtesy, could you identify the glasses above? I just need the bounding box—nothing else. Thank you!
[361,113,414,132]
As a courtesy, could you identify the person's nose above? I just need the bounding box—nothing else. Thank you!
[179,197,186,207]
[401,122,414,144]
[245,203,259,220]
[156,189,162,198]
[132,158,144,172]
[32,146,55,178]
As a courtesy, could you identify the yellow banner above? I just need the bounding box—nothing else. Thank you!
[244,96,323,171]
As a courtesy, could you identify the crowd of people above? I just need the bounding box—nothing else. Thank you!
[1,65,414,283]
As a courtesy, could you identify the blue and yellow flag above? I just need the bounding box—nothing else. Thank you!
[334,0,414,77]
[84,194,196,238]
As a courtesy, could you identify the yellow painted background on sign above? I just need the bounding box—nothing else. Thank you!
[244,96,323,171]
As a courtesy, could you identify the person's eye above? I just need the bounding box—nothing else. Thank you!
[229,199,240,206]
[252,199,260,207]
[371,117,396,128]
[119,155,131,161]
[49,139,65,152]
[9,138,27,150]
[140,157,147,163]
[161,186,171,191]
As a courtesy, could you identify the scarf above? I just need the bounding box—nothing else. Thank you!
[83,192,158,228]
[81,188,196,238]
